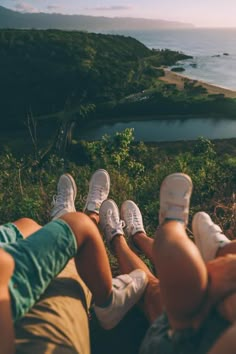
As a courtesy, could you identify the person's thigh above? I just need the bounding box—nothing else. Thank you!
[3,219,77,321]
[15,259,92,354]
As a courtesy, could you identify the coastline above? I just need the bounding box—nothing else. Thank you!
[160,68,236,98]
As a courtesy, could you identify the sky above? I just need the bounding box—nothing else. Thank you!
[1,0,236,28]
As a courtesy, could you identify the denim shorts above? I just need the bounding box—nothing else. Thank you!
[0,220,77,322]
[140,310,230,354]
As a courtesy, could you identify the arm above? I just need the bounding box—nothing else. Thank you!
[0,249,15,354]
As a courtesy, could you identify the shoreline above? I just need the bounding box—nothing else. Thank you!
[160,68,236,98]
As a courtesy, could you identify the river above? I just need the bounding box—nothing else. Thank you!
[79,117,236,142]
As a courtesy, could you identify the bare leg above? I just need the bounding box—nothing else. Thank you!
[153,221,208,329]
[132,231,155,264]
[112,234,163,323]
[13,218,41,238]
[208,324,236,354]
[59,212,112,306]
[84,211,99,225]
[12,215,112,306]
[0,249,15,354]
[217,241,236,257]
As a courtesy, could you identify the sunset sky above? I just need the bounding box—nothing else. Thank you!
[1,0,236,28]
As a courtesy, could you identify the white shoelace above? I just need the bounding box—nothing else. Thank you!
[126,210,142,233]
[52,191,72,208]
[89,184,106,203]
[105,209,125,233]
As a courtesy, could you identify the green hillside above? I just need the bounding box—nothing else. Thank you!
[0,29,191,128]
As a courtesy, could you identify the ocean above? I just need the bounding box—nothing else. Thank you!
[104,28,236,90]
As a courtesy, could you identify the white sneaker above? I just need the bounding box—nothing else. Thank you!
[84,169,110,214]
[159,173,193,226]
[121,200,145,253]
[94,269,148,329]
[51,174,77,220]
[192,212,230,262]
[99,199,125,246]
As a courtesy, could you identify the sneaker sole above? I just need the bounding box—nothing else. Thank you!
[159,173,193,225]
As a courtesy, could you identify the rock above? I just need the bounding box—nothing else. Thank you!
[171,66,185,72]
[190,63,197,68]
[223,53,229,56]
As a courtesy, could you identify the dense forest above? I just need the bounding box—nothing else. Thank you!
[1,28,236,135]
[0,29,192,128]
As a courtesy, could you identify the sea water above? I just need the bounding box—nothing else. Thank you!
[104,28,236,90]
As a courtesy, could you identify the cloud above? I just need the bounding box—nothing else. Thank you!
[47,4,62,12]
[14,2,39,13]
[88,5,133,12]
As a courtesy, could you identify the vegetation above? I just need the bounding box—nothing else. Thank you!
[0,29,195,128]
[1,130,235,249]
[0,29,156,127]
[0,29,235,259]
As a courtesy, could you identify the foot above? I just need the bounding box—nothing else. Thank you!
[93,269,148,329]
[99,199,125,247]
[84,169,110,214]
[121,200,146,253]
[51,174,77,220]
[159,173,193,226]
[192,212,230,262]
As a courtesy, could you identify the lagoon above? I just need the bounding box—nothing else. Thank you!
[79,118,236,142]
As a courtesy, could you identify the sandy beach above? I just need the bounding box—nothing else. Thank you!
[160,69,236,98]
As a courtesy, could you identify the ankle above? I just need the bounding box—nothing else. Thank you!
[132,231,145,247]
[86,212,99,225]
[111,234,125,248]
[95,291,113,308]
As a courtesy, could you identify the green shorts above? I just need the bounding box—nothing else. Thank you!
[140,311,230,354]
[0,220,77,322]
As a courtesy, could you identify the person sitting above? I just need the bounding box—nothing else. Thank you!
[97,172,236,354]
[0,170,148,354]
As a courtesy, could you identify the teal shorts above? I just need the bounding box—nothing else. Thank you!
[0,220,77,322]
[140,311,230,354]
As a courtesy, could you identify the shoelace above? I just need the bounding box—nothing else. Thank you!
[89,184,105,202]
[105,209,125,233]
[126,210,142,232]
[52,191,72,208]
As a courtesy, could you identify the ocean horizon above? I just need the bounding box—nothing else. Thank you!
[103,28,236,91]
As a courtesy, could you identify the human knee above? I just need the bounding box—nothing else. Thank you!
[59,212,100,244]
[14,218,41,230]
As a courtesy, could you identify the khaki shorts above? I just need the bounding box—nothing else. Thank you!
[15,259,92,354]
